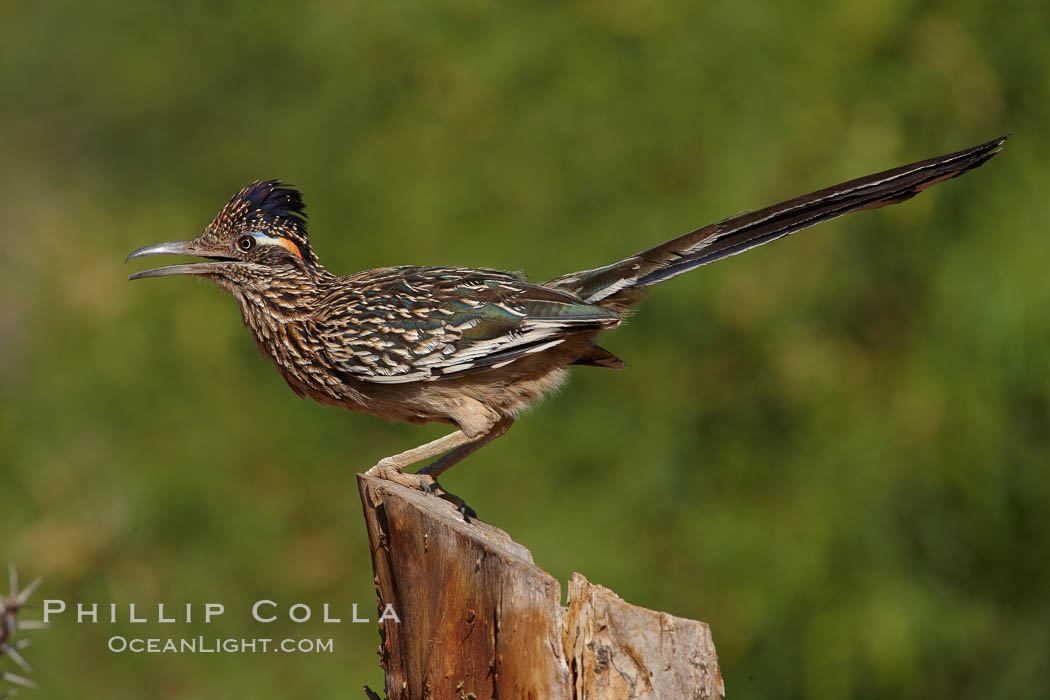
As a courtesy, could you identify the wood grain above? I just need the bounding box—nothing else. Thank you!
[358,474,722,699]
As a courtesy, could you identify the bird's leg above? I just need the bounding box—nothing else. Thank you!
[414,417,514,521]
[365,429,476,491]
[417,416,514,479]
[364,417,514,520]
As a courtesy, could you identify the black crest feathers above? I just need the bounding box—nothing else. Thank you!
[208,180,317,265]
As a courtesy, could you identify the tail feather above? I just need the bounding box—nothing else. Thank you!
[548,135,1008,308]
[571,344,626,369]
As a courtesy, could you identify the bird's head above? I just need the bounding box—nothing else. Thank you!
[126,180,319,288]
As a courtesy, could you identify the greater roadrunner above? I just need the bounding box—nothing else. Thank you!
[128,137,1006,513]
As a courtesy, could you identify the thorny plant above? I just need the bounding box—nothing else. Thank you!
[1,564,46,697]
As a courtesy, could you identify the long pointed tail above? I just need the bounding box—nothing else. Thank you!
[548,135,1008,308]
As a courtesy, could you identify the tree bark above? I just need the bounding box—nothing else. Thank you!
[358,474,723,699]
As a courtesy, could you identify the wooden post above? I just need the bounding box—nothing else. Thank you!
[358,474,723,699]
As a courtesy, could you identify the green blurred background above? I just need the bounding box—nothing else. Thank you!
[2,1,1048,698]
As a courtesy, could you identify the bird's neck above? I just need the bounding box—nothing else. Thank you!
[222,263,341,400]
[226,263,335,339]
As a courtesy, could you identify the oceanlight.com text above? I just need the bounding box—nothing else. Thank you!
[107,636,335,654]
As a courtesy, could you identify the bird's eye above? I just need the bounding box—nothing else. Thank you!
[237,235,255,252]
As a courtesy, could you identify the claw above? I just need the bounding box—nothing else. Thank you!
[433,484,478,523]
[417,478,478,523]
[367,463,478,522]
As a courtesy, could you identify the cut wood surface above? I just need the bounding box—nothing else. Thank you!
[358,473,722,699]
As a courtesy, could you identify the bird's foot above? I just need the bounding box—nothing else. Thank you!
[366,460,432,490]
[365,461,477,521]
[419,478,478,522]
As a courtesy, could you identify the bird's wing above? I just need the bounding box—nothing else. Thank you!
[310,267,621,383]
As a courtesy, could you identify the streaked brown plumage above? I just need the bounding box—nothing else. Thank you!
[127,136,1007,515]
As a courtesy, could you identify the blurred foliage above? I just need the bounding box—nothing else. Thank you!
[1,0,1048,698]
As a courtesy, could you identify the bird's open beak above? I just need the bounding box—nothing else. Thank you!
[126,239,236,280]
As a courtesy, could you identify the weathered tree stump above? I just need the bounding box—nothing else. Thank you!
[358,474,722,699]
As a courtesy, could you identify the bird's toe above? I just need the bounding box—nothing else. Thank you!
[423,479,478,523]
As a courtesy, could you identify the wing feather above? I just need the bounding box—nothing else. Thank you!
[310,267,620,383]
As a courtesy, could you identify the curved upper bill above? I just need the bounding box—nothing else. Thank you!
[126,239,234,280]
